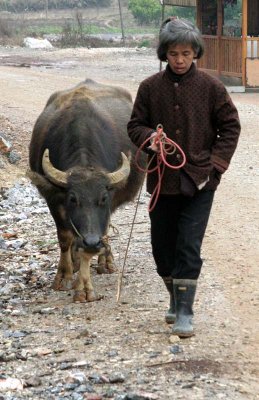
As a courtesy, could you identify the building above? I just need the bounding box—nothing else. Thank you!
[160,0,259,90]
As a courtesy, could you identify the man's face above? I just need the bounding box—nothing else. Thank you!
[166,43,196,75]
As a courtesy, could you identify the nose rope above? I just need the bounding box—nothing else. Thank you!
[69,218,83,239]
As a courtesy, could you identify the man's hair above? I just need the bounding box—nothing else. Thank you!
[157,18,204,61]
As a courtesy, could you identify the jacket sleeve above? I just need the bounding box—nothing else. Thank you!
[211,85,241,173]
[127,81,155,154]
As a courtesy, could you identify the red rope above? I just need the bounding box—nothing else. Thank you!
[135,124,186,212]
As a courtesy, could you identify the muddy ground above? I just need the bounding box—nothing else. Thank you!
[0,46,258,399]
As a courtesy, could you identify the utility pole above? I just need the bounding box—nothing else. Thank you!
[117,0,125,46]
[45,0,48,20]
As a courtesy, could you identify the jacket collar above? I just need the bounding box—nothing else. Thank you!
[164,62,197,82]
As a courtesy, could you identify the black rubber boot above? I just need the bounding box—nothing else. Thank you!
[162,276,176,324]
[171,279,197,337]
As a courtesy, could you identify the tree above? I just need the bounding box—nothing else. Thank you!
[172,6,195,22]
[224,0,241,20]
[128,0,161,25]
[128,0,196,26]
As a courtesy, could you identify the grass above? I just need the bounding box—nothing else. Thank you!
[25,23,158,36]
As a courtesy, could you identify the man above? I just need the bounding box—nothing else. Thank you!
[127,18,241,337]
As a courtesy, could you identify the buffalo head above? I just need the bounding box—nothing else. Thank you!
[42,149,130,253]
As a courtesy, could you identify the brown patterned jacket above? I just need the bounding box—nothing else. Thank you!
[127,63,241,195]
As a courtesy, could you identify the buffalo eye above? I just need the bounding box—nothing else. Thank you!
[68,192,78,206]
[106,184,113,191]
[99,192,108,206]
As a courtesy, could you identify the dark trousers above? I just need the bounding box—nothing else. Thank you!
[149,190,214,280]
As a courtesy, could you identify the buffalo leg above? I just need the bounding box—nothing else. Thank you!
[97,236,117,274]
[52,229,74,291]
[73,251,103,302]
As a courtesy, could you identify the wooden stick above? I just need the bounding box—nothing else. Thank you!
[116,184,144,302]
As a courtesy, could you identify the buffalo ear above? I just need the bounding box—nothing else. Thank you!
[26,169,61,197]
[27,169,52,189]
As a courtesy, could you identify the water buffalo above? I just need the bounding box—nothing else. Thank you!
[28,79,146,302]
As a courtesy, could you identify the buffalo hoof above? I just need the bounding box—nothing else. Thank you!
[52,280,61,291]
[96,264,107,274]
[87,290,103,302]
[73,290,87,303]
[106,262,117,273]
[73,290,103,303]
[52,278,73,291]
[97,263,117,274]
[60,279,73,291]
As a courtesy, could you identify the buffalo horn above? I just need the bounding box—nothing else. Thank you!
[42,149,68,187]
[107,152,130,185]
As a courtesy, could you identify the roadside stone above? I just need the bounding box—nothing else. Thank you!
[0,154,5,167]
[77,328,91,338]
[5,238,27,249]
[169,335,181,344]
[88,373,109,384]
[0,236,7,249]
[0,213,14,222]
[32,306,56,314]
[24,376,42,387]
[0,134,12,153]
[39,307,57,314]
[72,360,91,368]
[182,382,196,389]
[71,393,84,400]
[0,352,17,362]
[60,362,74,370]
[148,351,161,358]
[24,37,53,49]
[75,384,95,393]
[66,372,87,385]
[0,376,23,391]
[84,394,103,400]
[3,329,29,338]
[84,338,94,345]
[109,372,126,383]
[10,308,27,317]
[16,349,29,360]
[30,347,52,356]
[64,382,80,390]
[7,150,21,164]
[14,212,28,221]
[115,392,158,400]
[169,345,183,354]
[107,349,118,357]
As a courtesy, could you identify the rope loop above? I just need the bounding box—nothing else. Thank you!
[135,124,186,212]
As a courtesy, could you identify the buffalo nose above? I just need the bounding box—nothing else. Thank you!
[83,234,103,251]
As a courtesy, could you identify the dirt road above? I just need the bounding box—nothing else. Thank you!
[0,46,258,399]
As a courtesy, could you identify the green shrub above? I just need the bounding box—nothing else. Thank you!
[128,0,196,26]
[137,38,150,48]
[128,0,161,25]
